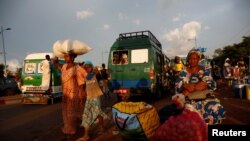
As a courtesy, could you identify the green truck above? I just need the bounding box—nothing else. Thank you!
[108,30,170,99]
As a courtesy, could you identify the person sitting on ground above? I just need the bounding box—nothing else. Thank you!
[176,50,211,96]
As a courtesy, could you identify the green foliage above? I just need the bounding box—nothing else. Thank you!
[0,63,22,78]
[213,36,250,67]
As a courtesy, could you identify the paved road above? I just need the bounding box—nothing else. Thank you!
[0,92,171,141]
[0,80,249,141]
[213,80,250,125]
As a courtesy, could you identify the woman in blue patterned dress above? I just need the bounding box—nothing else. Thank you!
[176,49,225,124]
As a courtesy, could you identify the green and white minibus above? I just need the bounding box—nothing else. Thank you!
[21,53,63,104]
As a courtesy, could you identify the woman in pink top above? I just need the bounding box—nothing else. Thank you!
[53,53,87,139]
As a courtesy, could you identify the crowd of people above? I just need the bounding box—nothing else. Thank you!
[47,48,248,140]
[209,56,249,87]
[165,53,249,91]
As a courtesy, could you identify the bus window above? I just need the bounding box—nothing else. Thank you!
[131,49,148,64]
[112,50,129,65]
[24,63,36,74]
[38,60,51,74]
[156,53,162,65]
[38,62,44,73]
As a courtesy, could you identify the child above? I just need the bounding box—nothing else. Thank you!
[77,61,107,141]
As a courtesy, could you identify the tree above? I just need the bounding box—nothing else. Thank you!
[212,36,250,67]
[213,48,223,58]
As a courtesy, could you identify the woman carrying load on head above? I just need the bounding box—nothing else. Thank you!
[53,53,87,139]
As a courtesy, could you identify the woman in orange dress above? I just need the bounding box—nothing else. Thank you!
[53,53,87,138]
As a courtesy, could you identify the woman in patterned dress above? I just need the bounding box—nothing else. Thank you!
[53,53,87,138]
[176,50,225,124]
[178,51,209,96]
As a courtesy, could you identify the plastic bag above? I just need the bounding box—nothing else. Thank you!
[53,39,92,58]
[112,102,160,141]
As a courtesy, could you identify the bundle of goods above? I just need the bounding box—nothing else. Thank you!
[112,102,160,141]
[155,94,208,141]
[154,109,208,141]
[53,39,92,58]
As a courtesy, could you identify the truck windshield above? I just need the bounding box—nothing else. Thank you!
[24,60,50,74]
[24,63,37,74]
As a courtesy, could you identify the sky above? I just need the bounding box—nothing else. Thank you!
[1,0,250,72]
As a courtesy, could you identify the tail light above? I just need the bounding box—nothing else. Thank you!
[107,69,111,80]
[114,89,127,94]
[149,69,155,79]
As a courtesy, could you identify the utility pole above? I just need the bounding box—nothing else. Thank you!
[188,36,197,48]
[0,26,11,76]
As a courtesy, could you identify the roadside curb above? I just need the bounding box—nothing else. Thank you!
[0,95,22,105]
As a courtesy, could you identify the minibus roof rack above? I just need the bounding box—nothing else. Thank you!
[117,30,162,48]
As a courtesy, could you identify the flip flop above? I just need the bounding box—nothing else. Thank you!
[97,127,105,135]
[76,137,89,141]
[97,131,104,135]
[61,135,71,141]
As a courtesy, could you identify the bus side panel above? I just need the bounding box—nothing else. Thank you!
[110,64,151,89]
